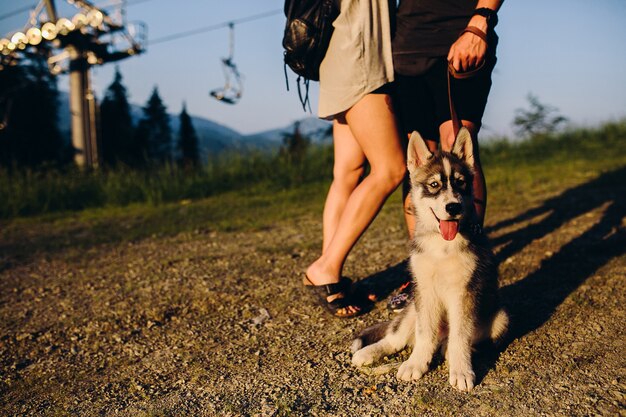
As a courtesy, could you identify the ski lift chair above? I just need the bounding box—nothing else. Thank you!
[210,23,243,105]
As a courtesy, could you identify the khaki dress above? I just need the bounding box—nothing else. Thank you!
[318,0,395,119]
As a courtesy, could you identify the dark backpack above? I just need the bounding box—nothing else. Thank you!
[282,0,339,110]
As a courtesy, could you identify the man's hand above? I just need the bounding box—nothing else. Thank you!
[447,14,489,73]
[447,31,487,73]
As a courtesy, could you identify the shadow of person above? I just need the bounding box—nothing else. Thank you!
[352,259,411,306]
[473,166,626,382]
[487,166,626,265]
[500,173,625,340]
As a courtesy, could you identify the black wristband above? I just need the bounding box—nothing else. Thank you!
[473,8,498,28]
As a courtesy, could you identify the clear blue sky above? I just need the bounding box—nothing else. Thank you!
[1,0,625,137]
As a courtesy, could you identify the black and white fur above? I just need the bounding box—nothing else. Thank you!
[351,128,508,391]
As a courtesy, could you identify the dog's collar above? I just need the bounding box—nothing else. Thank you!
[463,222,483,237]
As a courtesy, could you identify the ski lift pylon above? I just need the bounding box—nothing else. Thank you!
[210,22,243,105]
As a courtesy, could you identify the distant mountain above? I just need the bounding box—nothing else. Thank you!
[243,117,332,145]
[56,92,331,161]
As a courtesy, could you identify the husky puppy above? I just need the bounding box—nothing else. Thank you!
[351,128,508,391]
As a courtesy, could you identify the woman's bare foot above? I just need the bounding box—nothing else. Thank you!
[305,257,339,286]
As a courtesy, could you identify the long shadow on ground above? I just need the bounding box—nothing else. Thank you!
[492,166,625,339]
[355,166,626,381]
[474,166,626,380]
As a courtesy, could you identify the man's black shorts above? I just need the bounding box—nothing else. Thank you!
[393,57,495,140]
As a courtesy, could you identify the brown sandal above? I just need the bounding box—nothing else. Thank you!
[303,276,362,318]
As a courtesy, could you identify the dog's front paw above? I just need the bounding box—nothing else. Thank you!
[351,347,375,367]
[396,359,428,381]
[449,367,475,391]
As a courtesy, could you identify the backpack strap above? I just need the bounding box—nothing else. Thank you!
[283,63,312,112]
[297,76,312,112]
[284,0,296,20]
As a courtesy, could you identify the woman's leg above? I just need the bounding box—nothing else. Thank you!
[307,93,406,286]
[439,120,486,225]
[322,118,366,253]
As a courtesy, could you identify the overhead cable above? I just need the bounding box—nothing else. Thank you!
[149,9,282,46]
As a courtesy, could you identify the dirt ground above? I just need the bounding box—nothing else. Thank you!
[1,167,625,416]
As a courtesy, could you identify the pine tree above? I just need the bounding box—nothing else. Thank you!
[177,103,200,168]
[135,86,172,165]
[0,54,68,169]
[100,67,134,166]
[277,122,311,184]
[279,121,309,166]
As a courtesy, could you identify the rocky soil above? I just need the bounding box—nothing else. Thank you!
[1,170,625,416]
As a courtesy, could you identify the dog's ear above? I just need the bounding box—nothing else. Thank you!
[407,131,433,171]
[451,127,475,166]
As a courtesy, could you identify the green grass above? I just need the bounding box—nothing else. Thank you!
[481,121,626,216]
[0,145,334,219]
[483,120,626,169]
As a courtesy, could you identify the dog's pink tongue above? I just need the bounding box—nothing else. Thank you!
[439,220,459,241]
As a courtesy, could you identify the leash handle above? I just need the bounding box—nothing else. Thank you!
[461,26,488,43]
[447,25,488,137]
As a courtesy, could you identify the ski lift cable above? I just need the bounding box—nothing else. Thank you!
[149,9,281,46]
[96,0,160,8]
[1,5,281,47]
